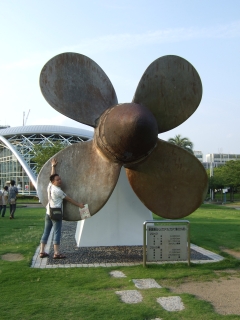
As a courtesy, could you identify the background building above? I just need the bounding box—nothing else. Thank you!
[202,153,240,169]
[193,151,203,162]
[0,125,92,194]
[1,125,239,195]
[192,152,240,169]
[206,153,240,164]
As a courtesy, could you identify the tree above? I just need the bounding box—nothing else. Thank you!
[218,160,240,201]
[31,141,66,173]
[167,134,194,154]
[206,167,225,200]
[207,160,240,201]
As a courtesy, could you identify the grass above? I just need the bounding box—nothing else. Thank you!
[16,195,40,203]
[154,204,240,254]
[1,205,240,319]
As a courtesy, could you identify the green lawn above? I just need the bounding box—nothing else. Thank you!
[154,204,240,254]
[16,195,40,203]
[1,205,240,319]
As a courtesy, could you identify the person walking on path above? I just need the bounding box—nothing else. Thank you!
[0,188,3,216]
[8,180,18,219]
[1,186,8,217]
[39,158,85,259]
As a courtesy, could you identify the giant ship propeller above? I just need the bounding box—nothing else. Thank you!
[37,53,208,220]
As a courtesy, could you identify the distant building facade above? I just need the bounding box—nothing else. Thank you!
[193,151,203,162]
[191,152,240,169]
[206,153,240,164]
[201,153,240,170]
[201,162,225,170]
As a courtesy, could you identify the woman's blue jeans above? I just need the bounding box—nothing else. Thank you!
[40,214,62,245]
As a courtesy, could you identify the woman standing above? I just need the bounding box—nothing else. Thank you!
[39,158,85,259]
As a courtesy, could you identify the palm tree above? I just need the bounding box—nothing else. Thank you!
[167,134,194,154]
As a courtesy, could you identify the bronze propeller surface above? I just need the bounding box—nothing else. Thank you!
[125,139,208,219]
[37,140,121,221]
[40,52,118,127]
[37,52,208,221]
[133,55,202,133]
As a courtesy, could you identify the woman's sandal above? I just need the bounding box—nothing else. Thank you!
[40,252,49,258]
[53,254,66,259]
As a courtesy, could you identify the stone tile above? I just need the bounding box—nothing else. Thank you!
[105,263,113,267]
[110,270,127,278]
[133,278,162,289]
[191,244,224,263]
[157,296,184,312]
[40,262,48,267]
[116,290,143,304]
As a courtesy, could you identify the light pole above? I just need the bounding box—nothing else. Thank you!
[210,161,214,201]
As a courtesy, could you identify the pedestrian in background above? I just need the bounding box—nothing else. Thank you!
[0,188,3,216]
[9,180,18,219]
[1,186,8,217]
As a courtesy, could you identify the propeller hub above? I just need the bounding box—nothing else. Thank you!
[95,103,158,164]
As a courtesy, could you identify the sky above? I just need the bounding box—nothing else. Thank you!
[0,0,240,160]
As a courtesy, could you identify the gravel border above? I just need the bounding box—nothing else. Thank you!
[45,221,213,266]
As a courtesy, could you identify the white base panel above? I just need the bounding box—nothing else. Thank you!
[75,169,152,247]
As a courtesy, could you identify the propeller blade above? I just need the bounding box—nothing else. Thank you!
[37,140,121,221]
[40,52,118,127]
[132,55,202,133]
[125,139,208,219]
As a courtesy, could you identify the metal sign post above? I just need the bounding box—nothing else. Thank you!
[143,220,190,267]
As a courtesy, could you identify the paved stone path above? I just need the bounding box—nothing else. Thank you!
[113,272,184,318]
[30,220,234,317]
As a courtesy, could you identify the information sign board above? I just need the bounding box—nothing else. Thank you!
[146,225,188,261]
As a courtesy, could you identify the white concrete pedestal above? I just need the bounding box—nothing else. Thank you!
[75,169,152,247]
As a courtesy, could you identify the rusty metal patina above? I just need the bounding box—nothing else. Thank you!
[37,141,121,221]
[94,103,158,164]
[126,139,208,219]
[133,55,202,133]
[37,53,208,221]
[40,53,118,127]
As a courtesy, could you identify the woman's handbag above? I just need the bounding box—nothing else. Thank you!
[48,185,63,221]
[49,205,63,221]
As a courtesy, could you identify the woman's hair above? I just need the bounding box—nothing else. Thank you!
[50,174,59,182]
[4,186,8,191]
